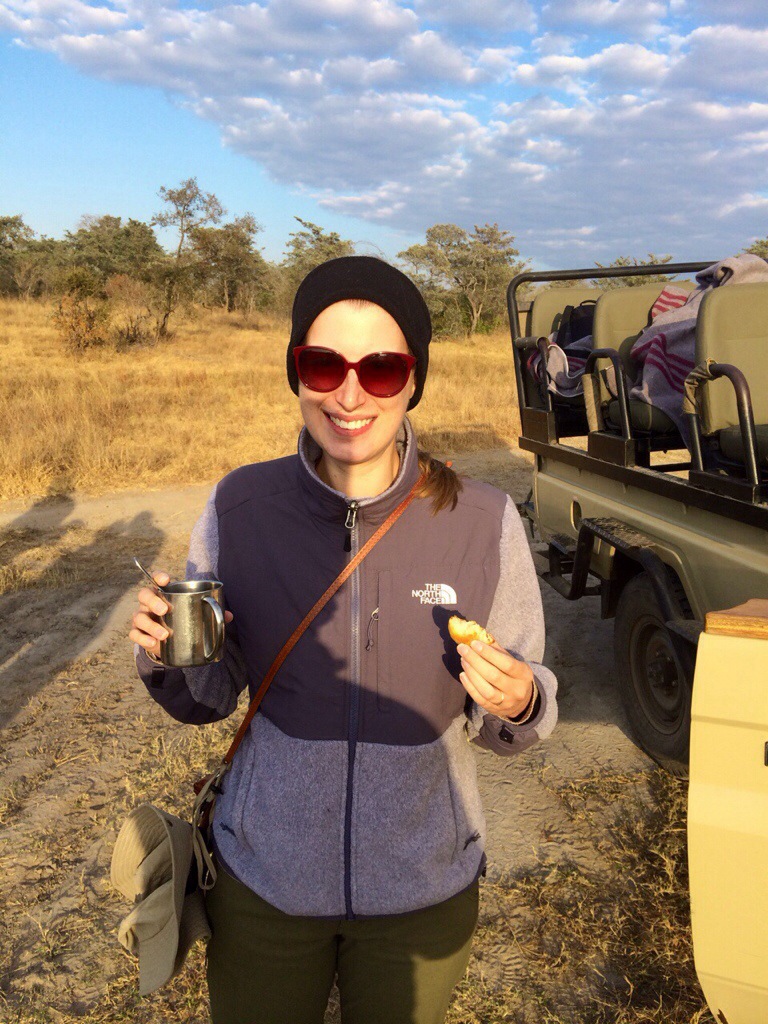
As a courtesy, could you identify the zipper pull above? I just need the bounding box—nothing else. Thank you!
[345,501,359,530]
[344,500,359,552]
[365,608,379,651]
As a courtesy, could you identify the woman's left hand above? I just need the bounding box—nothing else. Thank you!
[456,639,535,721]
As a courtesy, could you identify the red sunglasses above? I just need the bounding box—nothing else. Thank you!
[293,346,416,398]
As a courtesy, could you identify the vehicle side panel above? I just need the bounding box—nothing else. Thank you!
[688,630,768,1023]
[534,458,768,618]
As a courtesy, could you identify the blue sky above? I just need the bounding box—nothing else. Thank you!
[1,0,766,268]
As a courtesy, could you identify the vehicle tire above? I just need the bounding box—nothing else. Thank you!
[613,572,692,777]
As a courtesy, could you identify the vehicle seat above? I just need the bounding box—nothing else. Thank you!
[527,286,602,339]
[591,281,695,439]
[695,283,768,475]
[522,286,602,434]
[718,424,768,465]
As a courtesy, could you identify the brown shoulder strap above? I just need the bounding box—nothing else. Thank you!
[219,473,424,766]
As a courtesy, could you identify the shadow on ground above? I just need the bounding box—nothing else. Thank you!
[0,477,167,728]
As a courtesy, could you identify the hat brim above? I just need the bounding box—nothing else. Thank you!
[117,879,182,995]
[112,805,203,994]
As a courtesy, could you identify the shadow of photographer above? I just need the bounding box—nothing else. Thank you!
[0,483,165,729]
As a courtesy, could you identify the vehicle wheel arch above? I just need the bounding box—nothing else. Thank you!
[602,541,694,623]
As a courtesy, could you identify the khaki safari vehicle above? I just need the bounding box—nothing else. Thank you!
[508,263,768,1024]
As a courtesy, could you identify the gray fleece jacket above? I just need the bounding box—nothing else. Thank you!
[134,416,557,919]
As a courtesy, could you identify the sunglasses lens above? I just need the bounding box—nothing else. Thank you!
[358,353,411,397]
[297,348,345,392]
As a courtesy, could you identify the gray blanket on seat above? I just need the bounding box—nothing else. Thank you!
[629,254,768,446]
[527,333,593,398]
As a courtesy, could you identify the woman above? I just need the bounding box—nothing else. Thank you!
[129,256,558,1024]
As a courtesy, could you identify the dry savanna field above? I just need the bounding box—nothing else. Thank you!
[0,299,713,1023]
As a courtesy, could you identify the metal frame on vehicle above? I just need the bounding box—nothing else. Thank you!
[507,262,768,533]
[507,262,768,772]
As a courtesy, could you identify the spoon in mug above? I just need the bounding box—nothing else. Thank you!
[133,556,166,588]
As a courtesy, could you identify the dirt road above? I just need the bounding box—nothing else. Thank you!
[0,453,653,1019]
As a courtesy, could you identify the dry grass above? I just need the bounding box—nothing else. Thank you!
[0,650,232,1024]
[452,769,714,1024]
[0,685,711,1024]
[0,299,521,501]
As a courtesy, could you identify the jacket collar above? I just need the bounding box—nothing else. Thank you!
[297,415,422,527]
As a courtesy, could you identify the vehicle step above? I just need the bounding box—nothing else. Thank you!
[541,571,601,598]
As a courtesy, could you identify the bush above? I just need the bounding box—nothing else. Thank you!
[56,265,103,298]
[112,309,154,348]
[51,294,111,353]
[105,274,155,348]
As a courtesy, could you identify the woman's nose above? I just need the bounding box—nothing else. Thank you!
[336,369,366,409]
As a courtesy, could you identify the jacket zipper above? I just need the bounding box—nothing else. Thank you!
[343,501,359,552]
[343,499,360,919]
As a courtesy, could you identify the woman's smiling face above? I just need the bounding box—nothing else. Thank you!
[298,300,415,484]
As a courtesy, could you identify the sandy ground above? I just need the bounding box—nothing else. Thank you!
[0,449,653,1017]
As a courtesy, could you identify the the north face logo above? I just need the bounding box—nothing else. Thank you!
[411,583,457,605]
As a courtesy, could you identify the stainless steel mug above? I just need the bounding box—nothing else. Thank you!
[154,579,226,667]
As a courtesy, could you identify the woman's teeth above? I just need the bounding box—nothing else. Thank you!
[328,415,373,430]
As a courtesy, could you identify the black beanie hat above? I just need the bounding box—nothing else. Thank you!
[287,255,431,410]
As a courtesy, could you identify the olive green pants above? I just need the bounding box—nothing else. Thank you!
[204,860,479,1024]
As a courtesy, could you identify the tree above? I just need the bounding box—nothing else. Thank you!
[399,223,526,335]
[0,215,35,295]
[593,254,674,289]
[66,215,163,283]
[191,214,266,312]
[11,236,71,299]
[743,237,768,260]
[152,177,225,335]
[276,218,355,311]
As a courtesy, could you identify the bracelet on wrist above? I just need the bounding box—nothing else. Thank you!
[505,677,539,725]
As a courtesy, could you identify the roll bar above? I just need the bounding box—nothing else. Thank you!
[507,262,714,438]
[684,361,761,488]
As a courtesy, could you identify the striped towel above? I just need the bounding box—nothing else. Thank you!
[650,285,691,320]
[629,254,768,445]
[631,329,695,403]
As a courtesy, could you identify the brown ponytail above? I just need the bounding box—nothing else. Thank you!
[415,449,463,514]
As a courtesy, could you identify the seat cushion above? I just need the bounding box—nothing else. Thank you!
[717,423,768,467]
[607,399,678,435]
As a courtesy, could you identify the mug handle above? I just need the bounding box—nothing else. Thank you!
[202,596,226,663]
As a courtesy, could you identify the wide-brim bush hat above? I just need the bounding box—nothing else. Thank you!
[287,255,432,410]
[110,804,211,995]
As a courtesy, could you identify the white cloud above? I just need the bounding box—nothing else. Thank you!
[476,46,523,79]
[194,89,481,192]
[414,0,536,34]
[717,193,768,218]
[532,32,578,56]
[398,30,479,84]
[668,25,768,98]
[317,181,410,221]
[541,0,666,39]
[0,0,127,33]
[686,0,767,29]
[0,0,766,263]
[515,43,669,93]
[322,56,403,90]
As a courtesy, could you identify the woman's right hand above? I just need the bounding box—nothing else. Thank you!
[129,569,173,659]
[129,569,234,659]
